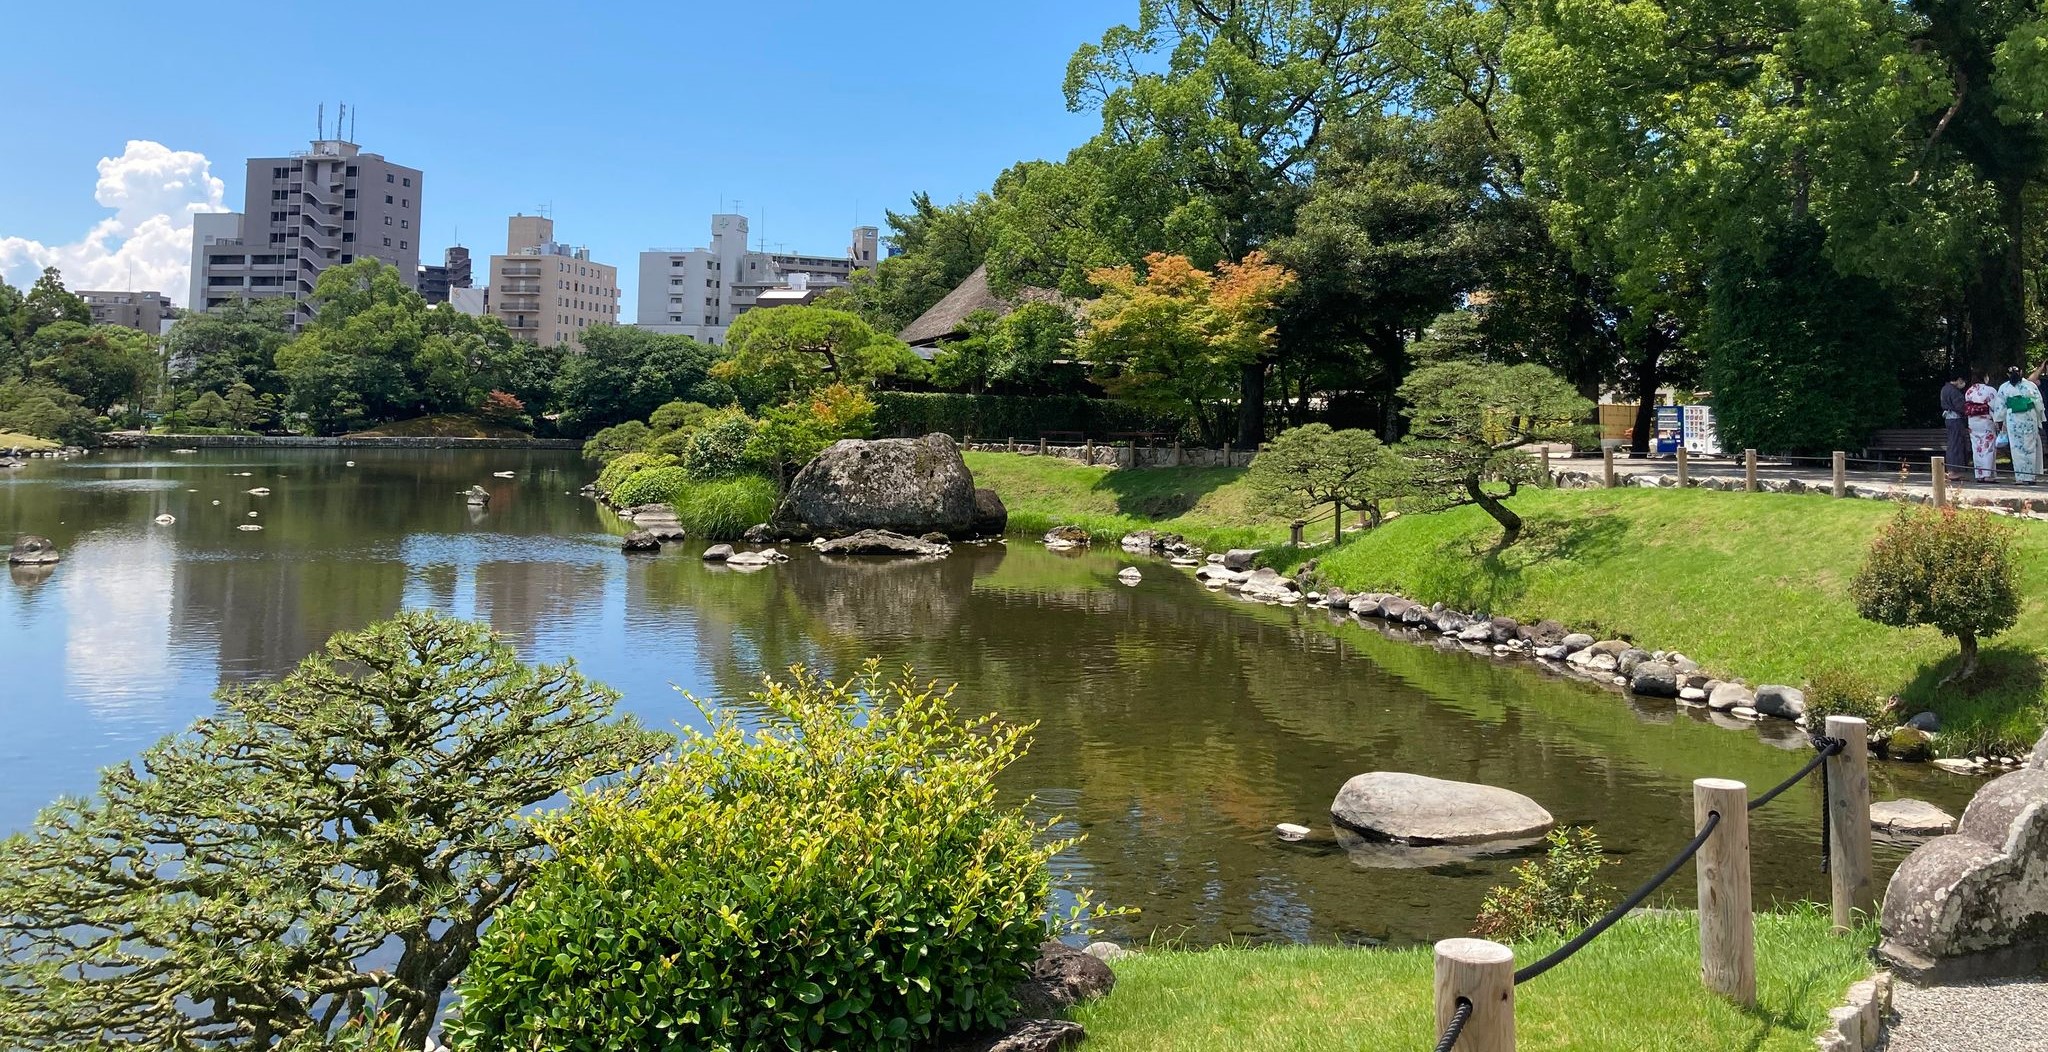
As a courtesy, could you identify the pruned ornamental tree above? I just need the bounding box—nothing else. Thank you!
[1247,424,1397,544]
[1396,361,1593,548]
[0,612,670,1050]
[1851,505,2020,683]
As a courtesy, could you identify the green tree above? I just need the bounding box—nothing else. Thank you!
[1247,424,1397,544]
[1396,360,1593,548]
[166,297,294,400]
[28,322,160,418]
[1,269,90,379]
[0,379,97,445]
[555,325,730,433]
[1852,504,2020,683]
[712,306,926,407]
[831,192,995,334]
[744,383,879,485]
[0,612,668,1050]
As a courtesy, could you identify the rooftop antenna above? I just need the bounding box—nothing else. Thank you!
[337,102,346,142]
[349,103,356,142]
[317,102,325,140]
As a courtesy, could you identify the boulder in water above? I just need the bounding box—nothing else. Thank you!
[702,544,734,562]
[621,530,660,552]
[7,535,60,565]
[972,487,1008,537]
[464,485,491,507]
[1330,772,1554,845]
[771,434,979,538]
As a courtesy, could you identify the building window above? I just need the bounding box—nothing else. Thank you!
[384,216,393,225]
[400,219,408,229]
[345,189,356,199]
[345,165,357,177]
[386,174,395,183]
[402,177,411,187]
[272,190,288,200]
[384,194,393,204]
[273,166,289,178]
[269,233,285,243]
[342,233,355,242]
[400,240,408,249]
[671,260,683,267]
[401,199,408,207]
[383,237,392,247]
[341,254,352,263]
[342,210,355,220]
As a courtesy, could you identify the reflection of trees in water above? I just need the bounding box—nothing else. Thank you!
[473,560,609,649]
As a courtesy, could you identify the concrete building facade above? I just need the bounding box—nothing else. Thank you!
[419,246,473,305]
[79,290,176,334]
[490,214,618,350]
[635,216,880,344]
[189,139,423,325]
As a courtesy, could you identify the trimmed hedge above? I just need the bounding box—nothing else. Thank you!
[872,392,1182,441]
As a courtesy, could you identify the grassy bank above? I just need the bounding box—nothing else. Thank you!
[1297,487,2048,754]
[1077,912,1871,1052]
[963,452,1292,551]
[0,431,60,451]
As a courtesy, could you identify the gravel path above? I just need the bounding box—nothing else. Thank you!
[1874,977,2048,1052]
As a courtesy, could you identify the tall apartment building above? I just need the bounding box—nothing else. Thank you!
[188,139,423,324]
[490,214,618,350]
[635,216,881,344]
[79,290,176,334]
[419,246,473,305]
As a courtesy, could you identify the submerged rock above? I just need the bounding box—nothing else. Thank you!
[1117,566,1142,585]
[1043,524,1091,547]
[1330,772,1553,845]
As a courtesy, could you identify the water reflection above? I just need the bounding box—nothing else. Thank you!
[0,449,1982,947]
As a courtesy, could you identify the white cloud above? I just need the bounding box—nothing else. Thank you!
[0,140,228,306]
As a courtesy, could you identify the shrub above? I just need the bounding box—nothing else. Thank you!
[1473,827,1617,941]
[674,474,780,539]
[0,613,667,1050]
[611,465,691,509]
[583,419,649,461]
[476,390,531,430]
[1850,504,2020,682]
[647,399,714,435]
[1803,668,1896,735]
[452,663,1072,1051]
[681,407,759,481]
[594,451,676,501]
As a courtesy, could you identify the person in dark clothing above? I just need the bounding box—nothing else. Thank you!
[1940,372,1969,482]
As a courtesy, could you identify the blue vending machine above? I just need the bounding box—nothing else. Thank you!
[1653,404,1685,455]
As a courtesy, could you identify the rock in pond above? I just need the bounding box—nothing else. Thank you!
[620,530,660,552]
[1630,661,1681,698]
[1708,682,1754,711]
[1330,772,1553,845]
[1222,548,1262,571]
[1880,767,2048,980]
[463,485,490,506]
[153,513,176,526]
[1043,524,1090,547]
[1871,799,1958,838]
[971,487,1008,537]
[741,523,776,544]
[7,535,60,565]
[814,529,951,557]
[771,434,980,538]
[1275,822,1311,841]
[1559,633,1596,651]
[1753,685,1807,720]
[1237,567,1299,602]
[702,543,734,562]
[1117,566,1142,585]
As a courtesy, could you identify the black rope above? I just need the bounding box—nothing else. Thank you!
[1747,734,1844,874]
[1512,810,1723,986]
[1432,997,1474,1052]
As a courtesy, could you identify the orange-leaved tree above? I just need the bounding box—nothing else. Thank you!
[1078,252,1294,445]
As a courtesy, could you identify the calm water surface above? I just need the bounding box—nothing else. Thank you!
[0,449,1978,946]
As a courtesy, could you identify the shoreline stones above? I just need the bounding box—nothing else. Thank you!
[813,529,950,558]
[1330,772,1554,845]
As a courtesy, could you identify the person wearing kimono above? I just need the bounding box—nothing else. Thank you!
[1964,376,2001,482]
[1997,365,2045,484]
[1940,373,1970,481]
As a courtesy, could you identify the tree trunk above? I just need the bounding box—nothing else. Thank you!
[1237,360,1266,448]
[1629,337,1664,457]
[1964,179,2028,377]
[1466,476,1523,549]
[1945,630,1980,685]
[1332,501,1343,546]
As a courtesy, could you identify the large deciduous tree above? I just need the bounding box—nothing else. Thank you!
[0,612,669,1051]
[556,324,730,434]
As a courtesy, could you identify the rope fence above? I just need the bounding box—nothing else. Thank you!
[1427,721,1870,1050]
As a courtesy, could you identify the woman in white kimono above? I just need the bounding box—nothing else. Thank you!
[1997,364,2045,484]
[1965,375,2001,482]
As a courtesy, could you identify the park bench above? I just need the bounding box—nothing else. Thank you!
[1862,428,1948,462]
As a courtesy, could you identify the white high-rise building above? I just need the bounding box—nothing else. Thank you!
[636,215,880,344]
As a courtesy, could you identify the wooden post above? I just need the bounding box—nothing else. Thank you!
[1435,938,1515,1052]
[1602,446,1616,488]
[1007,437,1016,453]
[1223,441,1233,468]
[1833,451,1847,498]
[1084,439,1094,465]
[1931,457,1948,508]
[1541,446,1552,484]
[1037,436,1047,456]
[1171,440,1183,467]
[1290,519,1306,546]
[1744,449,1758,493]
[1825,716,1875,933]
[1676,447,1690,488]
[1694,778,1755,1007]
[963,434,972,451]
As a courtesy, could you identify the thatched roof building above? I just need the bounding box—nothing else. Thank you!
[896,265,1068,357]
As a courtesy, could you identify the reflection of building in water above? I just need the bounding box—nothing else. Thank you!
[473,560,608,648]
[171,556,408,682]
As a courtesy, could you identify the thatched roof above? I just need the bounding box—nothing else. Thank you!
[897,265,1067,353]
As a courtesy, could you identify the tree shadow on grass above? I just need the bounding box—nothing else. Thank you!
[1903,644,2046,755]
[1408,514,1630,614]
[1098,466,1245,519]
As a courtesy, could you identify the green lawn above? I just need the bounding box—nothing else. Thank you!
[963,452,1292,552]
[0,431,60,451]
[1076,912,1873,1052]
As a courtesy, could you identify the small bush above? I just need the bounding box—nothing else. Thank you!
[452,663,1072,1051]
[583,420,649,462]
[674,474,780,540]
[647,399,714,435]
[1474,827,1616,941]
[594,451,676,501]
[611,466,691,509]
[1851,504,2020,682]
[1804,668,1896,735]
[681,408,759,480]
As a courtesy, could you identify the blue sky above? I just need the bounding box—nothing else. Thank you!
[0,1,1117,316]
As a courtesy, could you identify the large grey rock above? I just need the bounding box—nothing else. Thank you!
[1009,941,1116,1019]
[741,523,776,544]
[1630,661,1681,698]
[1906,711,1941,733]
[1525,620,1568,646]
[1238,567,1299,602]
[1559,633,1596,651]
[971,487,1008,537]
[1222,548,1262,571]
[1708,682,1754,712]
[1616,648,1653,678]
[1348,594,1385,617]
[1588,639,1632,658]
[1753,685,1808,720]
[1119,530,1156,553]
[1330,772,1554,845]
[620,530,660,552]
[7,535,60,566]
[1489,616,1521,644]
[1880,767,2048,980]
[701,544,734,562]
[1872,799,1958,838]
[771,434,979,538]
[813,529,950,558]
[1043,525,1090,547]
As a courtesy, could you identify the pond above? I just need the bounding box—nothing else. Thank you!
[0,448,1979,947]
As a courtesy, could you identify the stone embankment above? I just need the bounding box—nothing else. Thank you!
[104,432,581,449]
